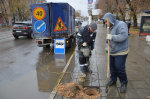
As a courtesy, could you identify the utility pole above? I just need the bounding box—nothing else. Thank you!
[88,9,92,24]
[88,0,94,24]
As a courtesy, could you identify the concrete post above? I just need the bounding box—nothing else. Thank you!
[89,16,92,24]
[88,9,92,24]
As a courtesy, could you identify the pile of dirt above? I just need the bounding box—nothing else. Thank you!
[56,81,101,99]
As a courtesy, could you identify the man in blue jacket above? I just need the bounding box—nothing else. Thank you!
[103,12,129,93]
[77,22,97,73]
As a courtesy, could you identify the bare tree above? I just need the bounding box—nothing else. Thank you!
[30,0,46,4]
[125,0,138,27]
[75,11,81,18]
[0,0,9,24]
[96,0,150,27]
[115,0,126,21]
[1,0,47,23]
[96,0,118,16]
[96,0,126,21]
[126,0,150,27]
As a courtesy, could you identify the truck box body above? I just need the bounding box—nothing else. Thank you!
[30,3,75,47]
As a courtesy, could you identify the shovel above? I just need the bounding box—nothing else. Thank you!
[105,17,110,93]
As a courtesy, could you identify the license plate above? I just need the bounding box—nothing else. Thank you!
[16,31,21,32]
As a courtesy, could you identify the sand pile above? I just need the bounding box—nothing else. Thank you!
[56,81,101,99]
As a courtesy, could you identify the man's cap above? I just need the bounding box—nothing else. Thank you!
[90,22,97,30]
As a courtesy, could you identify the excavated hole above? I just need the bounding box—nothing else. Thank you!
[84,89,99,96]
[56,81,101,99]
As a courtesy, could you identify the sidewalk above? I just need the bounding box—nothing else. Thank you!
[54,24,150,99]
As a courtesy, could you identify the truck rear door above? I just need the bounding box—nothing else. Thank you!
[30,3,50,37]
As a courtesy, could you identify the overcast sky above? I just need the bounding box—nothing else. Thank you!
[46,0,96,16]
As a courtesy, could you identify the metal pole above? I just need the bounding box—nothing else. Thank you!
[88,0,93,24]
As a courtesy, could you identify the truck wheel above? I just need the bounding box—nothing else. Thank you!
[14,35,19,39]
[27,33,34,39]
[46,45,50,48]
[30,33,34,39]
[73,36,76,42]
[68,38,72,48]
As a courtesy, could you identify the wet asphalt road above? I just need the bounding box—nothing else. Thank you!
[0,28,76,99]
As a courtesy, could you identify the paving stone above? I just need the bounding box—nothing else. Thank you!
[91,78,99,86]
[98,73,107,80]
[60,73,73,84]
[100,85,120,98]
[118,88,140,99]
[73,66,80,73]
[131,81,148,89]
[136,89,150,99]
[144,79,150,87]
[100,87,107,97]
[89,59,98,73]
[83,73,99,86]
[101,97,121,99]
[116,80,134,88]
[54,93,63,99]
[99,79,107,87]
[62,97,69,99]
[106,85,120,98]
[72,72,80,79]
[127,73,143,80]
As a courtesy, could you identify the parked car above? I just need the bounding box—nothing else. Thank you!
[12,21,33,39]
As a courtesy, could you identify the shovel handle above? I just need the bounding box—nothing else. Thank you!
[107,17,110,78]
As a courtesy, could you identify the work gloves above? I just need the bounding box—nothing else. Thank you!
[90,51,92,56]
[106,34,112,40]
[105,34,112,53]
[82,42,87,46]
[105,48,108,53]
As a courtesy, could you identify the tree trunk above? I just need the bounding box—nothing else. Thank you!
[132,11,137,27]
[13,16,15,25]
[126,0,137,27]
[0,0,8,22]
[18,8,22,21]
[120,11,125,21]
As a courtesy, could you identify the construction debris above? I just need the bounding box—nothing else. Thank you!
[56,81,101,99]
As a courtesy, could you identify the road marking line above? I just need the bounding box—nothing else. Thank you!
[49,47,76,99]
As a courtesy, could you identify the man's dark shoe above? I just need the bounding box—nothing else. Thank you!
[108,80,116,86]
[120,83,127,93]
[84,68,92,74]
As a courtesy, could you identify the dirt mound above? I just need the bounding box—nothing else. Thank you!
[56,81,101,99]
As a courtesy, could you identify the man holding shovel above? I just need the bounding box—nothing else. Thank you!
[103,12,129,93]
